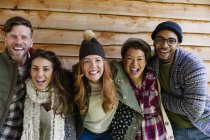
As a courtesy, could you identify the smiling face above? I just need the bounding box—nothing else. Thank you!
[153,30,178,63]
[4,25,33,66]
[82,55,104,84]
[123,48,147,83]
[30,57,53,91]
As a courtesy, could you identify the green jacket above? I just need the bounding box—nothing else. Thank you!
[110,61,174,140]
[0,49,18,126]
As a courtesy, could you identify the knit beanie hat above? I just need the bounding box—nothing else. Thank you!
[79,30,105,60]
[151,21,183,43]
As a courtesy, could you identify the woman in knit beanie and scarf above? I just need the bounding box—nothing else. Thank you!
[74,30,118,140]
[21,49,77,140]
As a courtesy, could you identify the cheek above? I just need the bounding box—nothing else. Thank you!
[124,61,130,68]
[99,63,104,72]
[30,70,35,77]
[82,65,89,75]
[47,71,53,79]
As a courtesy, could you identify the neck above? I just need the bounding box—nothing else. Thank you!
[17,55,27,67]
[131,75,143,88]
[42,102,52,112]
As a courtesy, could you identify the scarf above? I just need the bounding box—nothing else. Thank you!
[21,79,65,140]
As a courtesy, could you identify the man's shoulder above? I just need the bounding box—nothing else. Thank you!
[175,48,206,72]
[176,48,203,63]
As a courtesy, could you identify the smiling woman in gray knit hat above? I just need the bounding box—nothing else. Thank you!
[74,30,118,140]
[150,21,210,139]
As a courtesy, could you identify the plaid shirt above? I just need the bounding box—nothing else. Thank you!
[0,72,26,140]
[130,68,167,140]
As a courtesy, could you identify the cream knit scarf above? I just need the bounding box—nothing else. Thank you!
[21,79,65,140]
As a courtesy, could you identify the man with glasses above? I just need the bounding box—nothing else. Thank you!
[0,16,33,139]
[150,21,210,139]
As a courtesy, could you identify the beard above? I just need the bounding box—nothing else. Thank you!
[7,44,29,65]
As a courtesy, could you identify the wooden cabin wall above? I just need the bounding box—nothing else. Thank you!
[0,0,210,94]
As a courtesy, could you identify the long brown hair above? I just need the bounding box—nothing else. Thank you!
[74,58,116,114]
[26,49,73,117]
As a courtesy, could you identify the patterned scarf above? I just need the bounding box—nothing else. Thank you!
[21,79,65,140]
[130,67,167,140]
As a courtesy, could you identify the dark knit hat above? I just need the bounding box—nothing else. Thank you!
[79,30,105,60]
[151,21,183,43]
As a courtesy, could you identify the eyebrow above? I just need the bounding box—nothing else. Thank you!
[156,36,176,39]
[31,65,51,68]
[84,57,102,60]
[126,55,144,57]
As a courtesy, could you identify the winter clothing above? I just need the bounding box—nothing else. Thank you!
[79,30,105,60]
[151,21,183,43]
[110,61,174,140]
[21,79,76,140]
[150,48,210,137]
[0,49,26,139]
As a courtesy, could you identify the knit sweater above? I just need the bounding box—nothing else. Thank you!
[150,48,210,136]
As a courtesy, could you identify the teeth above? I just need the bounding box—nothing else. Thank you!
[160,50,168,53]
[14,47,24,50]
[89,71,98,74]
[131,68,139,72]
[36,79,45,83]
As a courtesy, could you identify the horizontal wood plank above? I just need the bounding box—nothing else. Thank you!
[0,43,121,58]
[1,43,210,60]
[1,9,210,34]
[0,0,210,21]
[1,29,210,47]
[141,0,210,5]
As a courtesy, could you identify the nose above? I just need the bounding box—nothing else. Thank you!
[162,40,169,48]
[90,61,97,67]
[15,36,23,45]
[37,70,44,76]
[132,59,138,66]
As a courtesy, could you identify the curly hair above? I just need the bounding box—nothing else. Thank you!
[26,49,73,117]
[74,58,116,114]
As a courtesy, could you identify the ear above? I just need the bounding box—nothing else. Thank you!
[151,46,155,57]
[4,37,7,46]
[30,39,33,48]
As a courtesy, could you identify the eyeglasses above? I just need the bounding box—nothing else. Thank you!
[154,36,177,46]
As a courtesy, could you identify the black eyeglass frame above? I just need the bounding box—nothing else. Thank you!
[154,36,177,46]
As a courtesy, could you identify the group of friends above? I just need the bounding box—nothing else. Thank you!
[0,16,210,140]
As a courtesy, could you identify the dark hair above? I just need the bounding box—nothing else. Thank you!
[121,38,151,62]
[2,16,33,35]
[26,49,73,116]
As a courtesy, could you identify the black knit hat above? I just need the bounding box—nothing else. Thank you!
[79,30,105,60]
[151,21,183,43]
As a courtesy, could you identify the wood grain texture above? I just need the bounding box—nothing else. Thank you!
[140,0,210,5]
[1,9,210,34]
[1,29,210,47]
[1,43,210,60]
[0,0,210,21]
